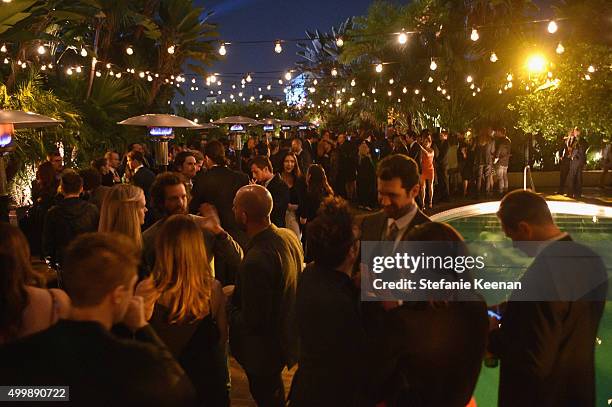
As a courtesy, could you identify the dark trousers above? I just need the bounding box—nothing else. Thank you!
[247,370,285,407]
[568,160,583,198]
[559,158,570,193]
[0,195,9,223]
[436,165,449,201]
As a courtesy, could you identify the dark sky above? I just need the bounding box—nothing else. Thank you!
[184,0,378,104]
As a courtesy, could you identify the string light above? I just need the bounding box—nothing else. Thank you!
[387,91,392,96]
[336,37,344,47]
[398,31,408,44]
[371,87,376,94]
[402,87,407,94]
[66,68,73,75]
[428,76,434,83]
[167,45,175,54]
[556,43,565,54]
[414,88,420,94]
[284,71,292,81]
[350,79,356,86]
[547,20,558,34]
[375,63,383,73]
[587,65,595,73]
[274,41,282,53]
[246,74,253,82]
[430,60,437,70]
[388,78,394,84]
[506,73,513,81]
[466,75,473,83]
[80,48,88,57]
[37,45,46,55]
[490,52,498,62]
[126,46,133,55]
[75,66,81,73]
[0,44,6,53]
[470,28,479,41]
[2,58,8,64]
[331,68,338,77]
[20,62,26,68]
[219,44,227,56]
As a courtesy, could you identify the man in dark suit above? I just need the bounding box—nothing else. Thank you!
[291,137,312,175]
[405,130,422,174]
[0,233,195,406]
[251,155,290,228]
[190,140,249,247]
[361,154,430,244]
[128,150,156,225]
[490,190,608,407]
[229,185,303,407]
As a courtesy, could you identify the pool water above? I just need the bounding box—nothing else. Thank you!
[446,213,611,407]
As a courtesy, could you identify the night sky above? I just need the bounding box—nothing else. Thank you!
[185,0,381,104]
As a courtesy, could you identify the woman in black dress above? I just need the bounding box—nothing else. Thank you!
[279,151,306,239]
[140,215,229,406]
[298,164,334,261]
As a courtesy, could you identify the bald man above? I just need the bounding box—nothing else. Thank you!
[229,185,303,406]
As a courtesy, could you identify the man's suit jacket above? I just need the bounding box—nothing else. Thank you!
[189,165,249,245]
[230,225,303,375]
[407,142,422,172]
[266,174,290,228]
[296,149,313,176]
[360,208,431,242]
[490,235,608,407]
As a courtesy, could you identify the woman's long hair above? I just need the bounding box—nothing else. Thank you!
[35,161,58,198]
[98,184,143,250]
[306,164,334,198]
[279,151,303,183]
[0,223,43,343]
[152,215,212,324]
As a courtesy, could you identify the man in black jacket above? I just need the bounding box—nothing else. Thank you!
[0,233,195,406]
[406,130,422,174]
[190,140,249,247]
[127,150,156,203]
[229,185,303,407]
[490,190,608,407]
[250,155,290,228]
[360,154,430,244]
[43,169,99,268]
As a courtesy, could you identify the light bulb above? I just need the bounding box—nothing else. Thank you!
[95,71,101,77]
[20,62,26,68]
[80,48,87,57]
[66,68,73,75]
[470,28,479,41]
[556,43,565,54]
[371,87,376,94]
[331,68,338,77]
[0,44,6,53]
[37,45,46,55]
[506,73,513,81]
[274,41,282,53]
[466,75,473,83]
[414,88,420,94]
[116,72,121,78]
[41,64,46,71]
[313,79,318,85]
[126,46,133,55]
[246,74,252,82]
[490,52,498,62]
[267,84,272,90]
[284,72,292,81]
[389,78,394,84]
[278,79,283,85]
[147,75,153,82]
[398,31,408,45]
[585,74,591,80]
[402,87,407,94]
[470,83,475,89]
[218,44,227,56]
[428,76,433,83]
[139,71,145,78]
[167,45,175,54]
[547,20,558,34]
[3,58,8,64]
[387,91,392,96]
[375,63,383,73]
[75,66,81,73]
[587,65,595,73]
[336,37,344,47]
[430,60,437,70]
[350,79,356,87]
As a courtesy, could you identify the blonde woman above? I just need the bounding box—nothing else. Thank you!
[98,184,146,245]
[140,214,228,406]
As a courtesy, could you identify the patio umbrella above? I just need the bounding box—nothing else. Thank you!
[257,118,281,126]
[193,122,219,129]
[117,113,200,128]
[213,116,259,125]
[277,119,302,127]
[0,110,64,128]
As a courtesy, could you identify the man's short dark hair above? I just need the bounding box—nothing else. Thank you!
[60,169,83,195]
[204,140,226,165]
[497,190,554,230]
[173,151,195,172]
[46,150,61,160]
[127,150,145,165]
[307,197,355,269]
[377,154,420,191]
[63,233,139,307]
[150,172,185,212]
[405,130,417,141]
[250,155,273,172]
[79,168,101,191]
[90,158,107,172]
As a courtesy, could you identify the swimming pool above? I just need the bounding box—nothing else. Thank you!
[432,201,612,407]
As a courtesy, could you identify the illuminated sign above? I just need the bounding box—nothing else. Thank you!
[230,124,245,132]
[298,125,308,130]
[263,125,274,132]
[281,126,291,131]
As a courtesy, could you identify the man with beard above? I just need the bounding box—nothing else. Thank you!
[142,172,242,286]
[229,185,303,407]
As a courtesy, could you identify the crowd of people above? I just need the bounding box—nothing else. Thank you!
[0,128,608,407]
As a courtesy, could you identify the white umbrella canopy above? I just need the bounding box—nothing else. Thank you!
[277,119,302,127]
[193,122,219,129]
[257,118,282,125]
[0,110,64,128]
[213,116,259,125]
[117,114,200,128]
